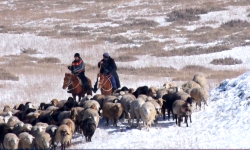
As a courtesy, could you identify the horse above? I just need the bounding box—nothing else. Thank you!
[97,73,113,95]
[62,73,92,102]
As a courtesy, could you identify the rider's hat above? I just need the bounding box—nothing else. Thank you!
[74,53,80,58]
[103,52,110,58]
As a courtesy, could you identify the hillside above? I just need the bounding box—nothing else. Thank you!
[71,71,250,149]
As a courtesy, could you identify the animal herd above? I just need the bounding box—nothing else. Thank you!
[0,74,209,149]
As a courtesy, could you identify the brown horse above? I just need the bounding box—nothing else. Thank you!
[62,73,92,102]
[97,73,113,95]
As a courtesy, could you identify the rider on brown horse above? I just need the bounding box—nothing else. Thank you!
[68,53,91,91]
[93,52,121,93]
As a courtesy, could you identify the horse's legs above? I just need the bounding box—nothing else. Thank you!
[72,94,76,101]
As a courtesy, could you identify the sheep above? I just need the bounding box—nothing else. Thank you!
[103,95,118,105]
[133,86,149,98]
[0,111,13,117]
[81,95,93,101]
[61,119,75,135]
[80,100,100,111]
[30,125,46,138]
[7,116,21,129]
[155,89,168,99]
[161,91,191,120]
[46,125,58,150]
[35,122,49,128]
[12,122,24,135]
[102,102,123,127]
[172,97,193,127]
[22,112,40,125]
[91,94,105,109]
[69,107,84,133]
[37,110,54,125]
[55,124,73,150]
[146,98,162,123]
[58,111,70,122]
[139,102,156,131]
[18,132,35,149]
[147,87,157,97]
[120,93,136,121]
[0,123,12,148]
[64,97,79,109]
[56,100,67,109]
[14,104,25,111]
[46,106,59,111]
[0,116,4,124]
[137,94,148,101]
[182,80,201,90]
[193,74,208,89]
[39,102,53,110]
[80,117,96,142]
[163,82,178,89]
[23,123,33,133]
[130,97,145,127]
[3,133,19,149]
[190,87,209,110]
[3,105,12,112]
[82,108,100,127]
[35,132,51,149]
[51,99,59,106]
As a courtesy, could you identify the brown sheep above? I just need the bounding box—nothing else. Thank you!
[18,132,35,149]
[3,133,19,149]
[51,99,59,106]
[190,87,209,110]
[102,102,123,127]
[61,119,75,135]
[3,105,12,112]
[55,124,73,150]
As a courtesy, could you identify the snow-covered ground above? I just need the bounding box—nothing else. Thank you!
[70,71,250,149]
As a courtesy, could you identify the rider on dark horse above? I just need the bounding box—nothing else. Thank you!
[68,53,91,91]
[93,52,121,93]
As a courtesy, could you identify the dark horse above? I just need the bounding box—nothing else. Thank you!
[63,73,92,102]
[97,73,113,96]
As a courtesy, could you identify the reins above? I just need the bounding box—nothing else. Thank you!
[66,74,81,92]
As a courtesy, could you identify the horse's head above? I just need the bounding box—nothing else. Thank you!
[63,73,72,89]
[97,73,104,89]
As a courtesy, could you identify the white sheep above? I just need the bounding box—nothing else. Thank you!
[130,97,145,127]
[139,102,157,131]
[18,132,35,149]
[55,124,73,150]
[182,80,201,89]
[61,118,75,135]
[35,132,51,149]
[190,88,209,110]
[193,74,208,90]
[7,116,21,129]
[3,133,19,149]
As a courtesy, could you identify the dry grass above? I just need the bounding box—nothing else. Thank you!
[153,45,231,57]
[21,48,40,54]
[113,55,138,62]
[99,35,134,44]
[166,8,208,22]
[0,68,19,81]
[37,57,61,64]
[221,20,250,30]
[210,57,243,65]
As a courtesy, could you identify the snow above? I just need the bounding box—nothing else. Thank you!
[117,45,250,71]
[184,6,250,31]
[69,71,250,149]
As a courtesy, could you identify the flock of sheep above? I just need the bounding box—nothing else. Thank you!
[0,74,209,150]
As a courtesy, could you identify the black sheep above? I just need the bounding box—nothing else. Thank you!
[0,123,12,149]
[132,86,149,98]
[80,118,96,142]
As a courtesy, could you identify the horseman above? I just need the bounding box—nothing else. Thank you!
[68,53,91,91]
[93,52,121,93]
